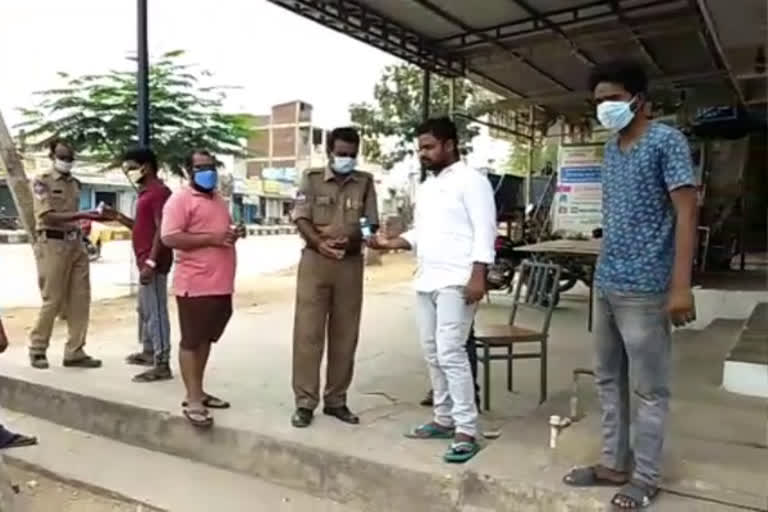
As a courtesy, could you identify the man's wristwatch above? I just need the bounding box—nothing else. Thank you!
[145,259,157,269]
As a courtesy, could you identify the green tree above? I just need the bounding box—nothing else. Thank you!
[504,138,559,177]
[16,50,250,174]
[350,64,490,169]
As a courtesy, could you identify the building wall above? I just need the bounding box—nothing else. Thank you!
[272,126,297,158]
[272,103,297,125]
[248,129,270,158]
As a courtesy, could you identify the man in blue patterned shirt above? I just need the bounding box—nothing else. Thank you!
[563,61,698,509]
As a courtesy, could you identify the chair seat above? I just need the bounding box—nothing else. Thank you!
[474,324,545,344]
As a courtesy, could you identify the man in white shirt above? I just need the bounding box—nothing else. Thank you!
[372,117,496,463]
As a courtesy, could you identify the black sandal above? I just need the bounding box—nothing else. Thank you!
[611,481,659,509]
[0,433,38,450]
[563,465,629,487]
[132,366,172,383]
[182,394,230,409]
[125,351,154,366]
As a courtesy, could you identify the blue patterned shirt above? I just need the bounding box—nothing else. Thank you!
[596,122,695,293]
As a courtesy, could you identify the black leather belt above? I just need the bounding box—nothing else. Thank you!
[306,246,362,258]
[39,230,80,241]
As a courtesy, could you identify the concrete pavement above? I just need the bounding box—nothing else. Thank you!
[0,278,765,511]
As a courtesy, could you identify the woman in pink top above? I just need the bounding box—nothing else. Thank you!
[161,150,245,428]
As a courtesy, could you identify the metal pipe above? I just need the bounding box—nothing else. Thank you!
[526,106,535,205]
[137,0,150,146]
[691,0,745,106]
[422,69,431,120]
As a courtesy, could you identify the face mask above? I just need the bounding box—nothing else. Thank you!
[192,168,218,191]
[54,159,73,174]
[332,156,356,175]
[596,97,637,132]
[125,166,147,185]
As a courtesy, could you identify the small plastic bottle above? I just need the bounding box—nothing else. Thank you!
[359,217,372,240]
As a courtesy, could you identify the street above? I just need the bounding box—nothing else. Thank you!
[0,235,302,310]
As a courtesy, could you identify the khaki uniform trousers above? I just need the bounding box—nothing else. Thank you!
[29,237,91,359]
[292,248,364,410]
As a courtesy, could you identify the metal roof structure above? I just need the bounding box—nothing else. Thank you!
[267,0,767,126]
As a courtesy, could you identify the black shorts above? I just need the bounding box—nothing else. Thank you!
[176,295,233,350]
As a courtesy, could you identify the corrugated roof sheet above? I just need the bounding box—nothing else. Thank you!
[268,0,766,121]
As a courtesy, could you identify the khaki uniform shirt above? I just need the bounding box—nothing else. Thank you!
[292,167,379,253]
[32,170,81,231]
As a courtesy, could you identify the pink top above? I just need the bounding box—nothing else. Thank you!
[161,186,236,297]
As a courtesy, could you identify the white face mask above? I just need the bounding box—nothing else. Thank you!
[596,97,637,132]
[54,159,74,174]
[331,156,357,175]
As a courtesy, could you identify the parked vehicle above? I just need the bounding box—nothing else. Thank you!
[486,235,524,292]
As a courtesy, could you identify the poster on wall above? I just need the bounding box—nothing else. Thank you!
[553,144,604,235]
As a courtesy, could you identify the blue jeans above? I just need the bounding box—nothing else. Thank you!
[137,273,171,366]
[594,289,671,487]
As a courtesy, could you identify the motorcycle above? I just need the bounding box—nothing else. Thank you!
[486,235,524,292]
[79,219,101,262]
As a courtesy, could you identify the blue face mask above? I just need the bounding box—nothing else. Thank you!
[192,168,218,191]
[596,97,637,132]
[332,156,357,175]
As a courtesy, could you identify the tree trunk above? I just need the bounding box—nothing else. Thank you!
[0,110,36,242]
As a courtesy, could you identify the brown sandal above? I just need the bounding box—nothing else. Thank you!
[182,407,213,429]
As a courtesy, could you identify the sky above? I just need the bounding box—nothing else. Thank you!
[0,0,399,130]
[0,0,511,176]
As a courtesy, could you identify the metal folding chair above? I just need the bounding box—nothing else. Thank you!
[475,260,561,410]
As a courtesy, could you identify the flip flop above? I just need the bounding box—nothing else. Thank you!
[563,466,629,487]
[182,407,213,429]
[125,352,154,366]
[182,394,230,409]
[611,481,659,509]
[0,434,38,450]
[404,423,454,439]
[443,440,480,464]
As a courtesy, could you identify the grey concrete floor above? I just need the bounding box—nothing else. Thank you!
[0,279,765,511]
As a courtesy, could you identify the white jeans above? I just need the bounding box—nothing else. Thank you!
[416,287,478,437]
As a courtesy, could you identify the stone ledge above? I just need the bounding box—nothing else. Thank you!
[0,375,638,512]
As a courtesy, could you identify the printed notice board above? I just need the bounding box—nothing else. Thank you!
[553,145,604,235]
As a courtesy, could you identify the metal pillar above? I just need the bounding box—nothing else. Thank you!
[137,0,150,146]
[448,77,456,119]
[422,70,431,120]
[525,106,536,205]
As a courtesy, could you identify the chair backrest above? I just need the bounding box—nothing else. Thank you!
[509,260,562,335]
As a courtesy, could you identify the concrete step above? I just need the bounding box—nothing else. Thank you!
[723,302,768,398]
[0,372,757,512]
[1,411,359,512]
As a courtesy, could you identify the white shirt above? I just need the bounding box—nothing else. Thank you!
[402,161,497,292]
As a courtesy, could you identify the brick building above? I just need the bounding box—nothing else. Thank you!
[243,101,327,224]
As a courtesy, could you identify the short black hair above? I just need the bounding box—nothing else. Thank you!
[416,117,459,147]
[48,138,73,156]
[327,127,360,152]
[123,146,158,172]
[588,60,648,95]
[185,149,215,170]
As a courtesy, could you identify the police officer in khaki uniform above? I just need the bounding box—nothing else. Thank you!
[28,139,109,369]
[291,127,379,428]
